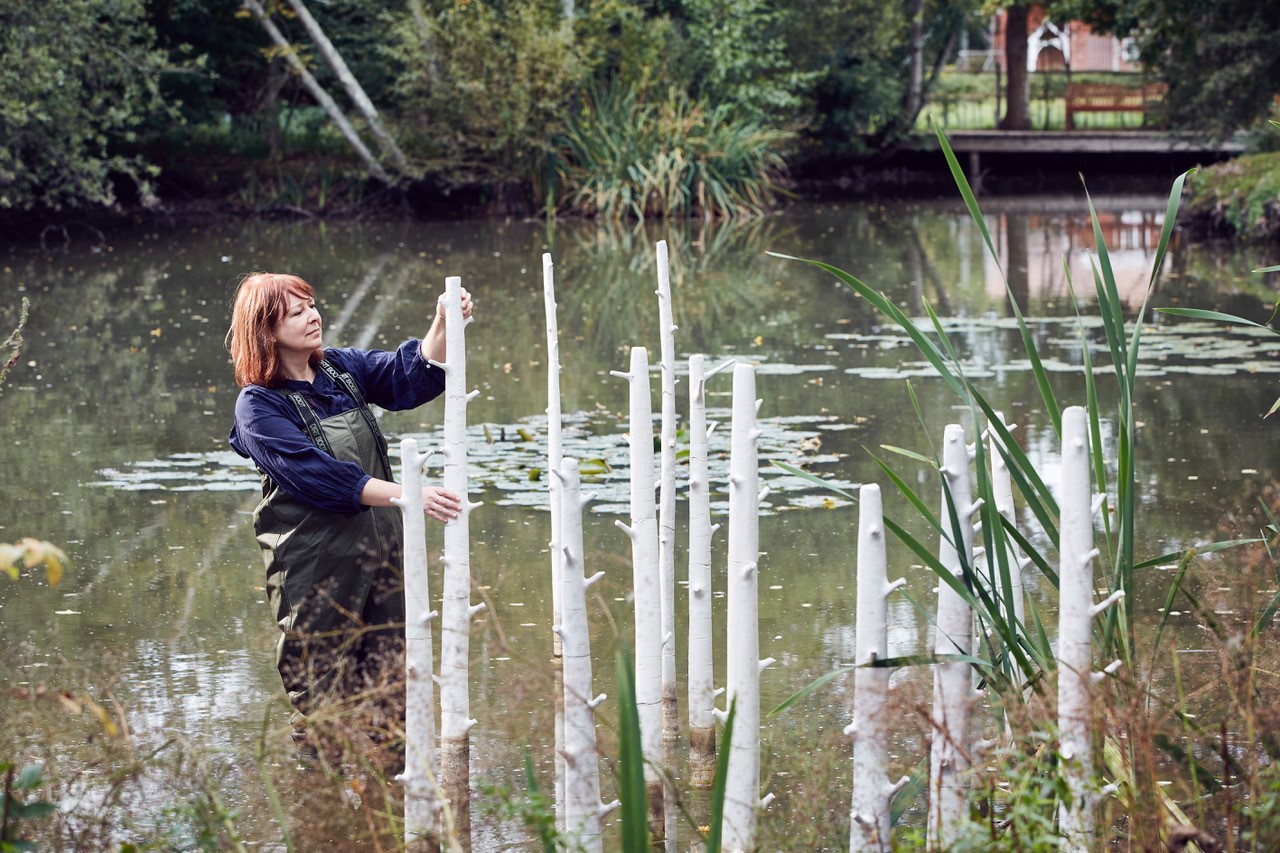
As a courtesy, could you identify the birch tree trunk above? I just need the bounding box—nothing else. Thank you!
[240,0,392,184]
[431,277,485,847]
[687,354,731,787]
[611,346,665,839]
[1058,405,1122,850]
[555,457,618,852]
[850,484,908,853]
[927,424,981,851]
[719,363,775,853]
[543,253,567,831]
[396,438,440,852]
[654,240,680,748]
[283,0,413,175]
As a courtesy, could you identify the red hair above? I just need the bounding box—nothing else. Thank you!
[226,272,324,388]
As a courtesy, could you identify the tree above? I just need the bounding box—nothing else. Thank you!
[0,0,170,210]
[999,4,1032,130]
[1062,0,1280,136]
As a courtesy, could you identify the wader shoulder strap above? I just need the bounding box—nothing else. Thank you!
[317,360,394,480]
[279,389,335,457]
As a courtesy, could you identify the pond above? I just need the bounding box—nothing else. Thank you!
[2,189,1278,850]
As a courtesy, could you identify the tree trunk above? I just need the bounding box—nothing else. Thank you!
[283,0,414,176]
[903,0,927,124]
[241,0,392,184]
[1000,5,1031,130]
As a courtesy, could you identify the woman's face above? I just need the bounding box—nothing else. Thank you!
[274,291,322,356]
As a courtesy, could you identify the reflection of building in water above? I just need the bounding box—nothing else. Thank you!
[976,208,1174,310]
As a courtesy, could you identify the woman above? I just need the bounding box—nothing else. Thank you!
[226,271,471,740]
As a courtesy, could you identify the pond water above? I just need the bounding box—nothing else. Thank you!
[2,191,1278,850]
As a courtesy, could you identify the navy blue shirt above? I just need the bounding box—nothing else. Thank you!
[229,340,445,515]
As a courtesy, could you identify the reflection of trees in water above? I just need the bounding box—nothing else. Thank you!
[1159,241,1278,323]
[552,216,807,357]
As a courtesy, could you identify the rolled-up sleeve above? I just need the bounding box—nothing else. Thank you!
[230,389,370,515]
[327,339,445,411]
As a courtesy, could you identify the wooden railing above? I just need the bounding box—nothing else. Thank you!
[1064,82,1168,129]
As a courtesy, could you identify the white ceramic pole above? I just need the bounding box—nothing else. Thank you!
[927,424,982,851]
[849,484,908,852]
[611,346,665,838]
[718,363,776,853]
[543,252,567,831]
[430,276,486,843]
[655,240,680,746]
[554,457,619,852]
[687,354,731,787]
[395,438,440,851]
[1057,405,1123,851]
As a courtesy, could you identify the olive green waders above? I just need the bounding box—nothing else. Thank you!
[253,362,405,727]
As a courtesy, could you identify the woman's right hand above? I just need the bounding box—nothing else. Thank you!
[422,486,462,522]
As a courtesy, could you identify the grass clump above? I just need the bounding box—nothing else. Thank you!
[553,83,791,221]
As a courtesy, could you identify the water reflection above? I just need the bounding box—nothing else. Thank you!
[2,196,1277,848]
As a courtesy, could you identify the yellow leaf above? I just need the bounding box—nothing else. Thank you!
[822,497,838,510]
[83,697,119,737]
[43,554,62,588]
[150,327,162,337]
[752,335,764,346]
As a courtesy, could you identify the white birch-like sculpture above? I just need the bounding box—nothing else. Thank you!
[543,252,567,831]
[988,411,1027,632]
[654,240,680,745]
[927,424,982,851]
[553,457,619,852]
[849,484,908,853]
[610,346,665,838]
[394,438,440,851]
[717,363,776,853]
[1057,405,1123,851]
[430,276,485,844]
[687,354,732,787]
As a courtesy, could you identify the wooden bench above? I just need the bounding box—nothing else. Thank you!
[1064,82,1167,129]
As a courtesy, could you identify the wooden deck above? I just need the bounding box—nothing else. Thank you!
[903,130,1246,193]
[931,130,1245,156]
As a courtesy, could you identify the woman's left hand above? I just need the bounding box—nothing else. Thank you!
[436,288,474,321]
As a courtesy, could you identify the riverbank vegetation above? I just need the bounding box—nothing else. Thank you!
[2,0,1278,232]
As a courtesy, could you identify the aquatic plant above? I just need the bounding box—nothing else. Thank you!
[554,83,790,220]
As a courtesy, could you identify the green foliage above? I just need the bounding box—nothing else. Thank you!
[0,0,171,210]
[573,0,683,95]
[1,763,54,852]
[388,0,589,186]
[680,0,815,122]
[555,83,790,219]
[1183,152,1280,240]
[476,747,561,853]
[614,651,649,853]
